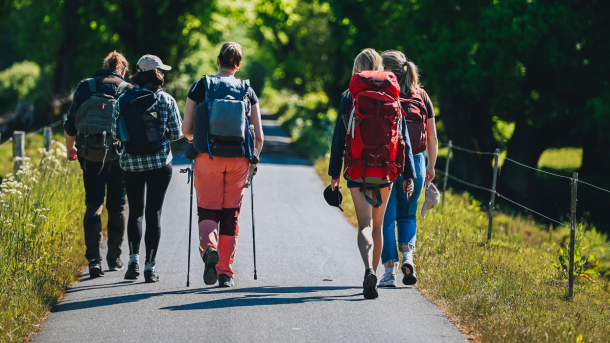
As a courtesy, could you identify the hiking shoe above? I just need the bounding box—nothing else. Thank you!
[124,262,140,280]
[363,269,378,299]
[378,273,397,288]
[218,274,234,288]
[203,247,220,285]
[144,268,160,283]
[108,259,124,271]
[401,254,417,286]
[89,259,105,278]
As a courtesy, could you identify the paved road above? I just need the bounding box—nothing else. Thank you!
[33,113,467,343]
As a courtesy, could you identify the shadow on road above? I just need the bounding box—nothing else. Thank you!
[54,286,362,312]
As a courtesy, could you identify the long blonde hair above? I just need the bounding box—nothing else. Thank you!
[353,48,384,74]
[381,50,420,94]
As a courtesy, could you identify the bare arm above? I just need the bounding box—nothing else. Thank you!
[65,133,77,160]
[182,98,197,141]
[250,102,264,154]
[425,117,438,184]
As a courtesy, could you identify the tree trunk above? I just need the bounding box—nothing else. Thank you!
[48,0,79,122]
[499,120,557,198]
[439,94,496,188]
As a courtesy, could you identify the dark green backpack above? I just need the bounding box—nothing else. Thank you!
[74,79,129,162]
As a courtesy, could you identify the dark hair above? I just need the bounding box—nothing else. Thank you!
[218,42,243,69]
[380,50,420,94]
[129,69,164,87]
[103,50,129,72]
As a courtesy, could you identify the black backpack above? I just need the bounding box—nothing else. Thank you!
[192,76,256,160]
[116,88,164,155]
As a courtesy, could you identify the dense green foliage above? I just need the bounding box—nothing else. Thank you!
[0,142,86,342]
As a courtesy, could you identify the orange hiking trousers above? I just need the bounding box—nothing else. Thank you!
[193,154,250,278]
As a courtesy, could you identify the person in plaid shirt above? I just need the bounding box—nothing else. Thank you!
[111,54,183,283]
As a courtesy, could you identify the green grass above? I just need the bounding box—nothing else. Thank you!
[538,147,583,171]
[0,140,87,342]
[314,156,610,343]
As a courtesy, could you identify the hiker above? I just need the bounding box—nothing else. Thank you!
[111,54,184,283]
[378,51,438,288]
[182,42,264,288]
[64,51,131,278]
[328,48,416,299]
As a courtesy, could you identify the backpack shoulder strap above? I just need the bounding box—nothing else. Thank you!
[240,79,250,100]
[205,75,219,102]
[87,78,97,93]
[115,82,130,97]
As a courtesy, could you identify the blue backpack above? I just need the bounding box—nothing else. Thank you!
[116,88,164,155]
[192,76,256,160]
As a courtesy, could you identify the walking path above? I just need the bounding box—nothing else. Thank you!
[33,112,467,342]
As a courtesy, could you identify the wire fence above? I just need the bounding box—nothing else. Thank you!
[1,120,63,148]
[438,140,610,298]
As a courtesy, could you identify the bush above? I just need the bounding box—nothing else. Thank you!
[0,141,86,342]
[0,61,43,114]
[265,87,336,161]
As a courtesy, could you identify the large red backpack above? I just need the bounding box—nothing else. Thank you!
[343,71,406,207]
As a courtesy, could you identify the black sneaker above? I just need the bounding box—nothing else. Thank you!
[144,268,160,283]
[401,254,417,286]
[203,247,220,285]
[218,274,234,288]
[124,262,140,280]
[108,259,124,271]
[89,259,105,278]
[363,268,378,299]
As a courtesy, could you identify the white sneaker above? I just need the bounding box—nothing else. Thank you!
[378,273,397,287]
[401,253,417,286]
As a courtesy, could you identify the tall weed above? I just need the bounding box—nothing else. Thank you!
[0,141,86,342]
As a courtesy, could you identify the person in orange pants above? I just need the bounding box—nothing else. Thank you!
[182,42,264,287]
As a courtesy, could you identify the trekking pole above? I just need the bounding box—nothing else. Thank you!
[180,160,195,287]
[251,178,258,280]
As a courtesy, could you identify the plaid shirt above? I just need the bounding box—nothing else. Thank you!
[112,85,183,172]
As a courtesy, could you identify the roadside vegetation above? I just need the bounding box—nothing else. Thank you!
[0,141,86,342]
[314,156,610,343]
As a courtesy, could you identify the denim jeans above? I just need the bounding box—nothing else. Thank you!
[381,152,426,264]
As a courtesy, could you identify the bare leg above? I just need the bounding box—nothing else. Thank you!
[350,186,391,273]
[371,187,391,272]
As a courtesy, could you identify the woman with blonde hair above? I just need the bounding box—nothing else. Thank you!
[328,48,416,299]
[377,50,438,288]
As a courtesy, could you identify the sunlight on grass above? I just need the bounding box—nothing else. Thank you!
[0,141,86,342]
[538,147,583,171]
[314,156,610,343]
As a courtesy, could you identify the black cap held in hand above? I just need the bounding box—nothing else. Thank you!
[324,185,343,212]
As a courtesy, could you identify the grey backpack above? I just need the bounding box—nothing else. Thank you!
[74,79,129,162]
[193,76,255,159]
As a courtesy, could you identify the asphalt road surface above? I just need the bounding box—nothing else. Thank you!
[33,113,467,343]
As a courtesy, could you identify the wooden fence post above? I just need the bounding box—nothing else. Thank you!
[568,172,578,299]
[488,149,500,241]
[44,126,52,152]
[441,140,452,210]
[13,131,25,173]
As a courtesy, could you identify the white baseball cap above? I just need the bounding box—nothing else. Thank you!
[136,54,172,72]
[421,182,440,219]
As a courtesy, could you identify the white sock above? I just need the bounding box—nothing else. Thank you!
[385,263,397,275]
[402,251,412,262]
[144,263,154,271]
[129,254,139,264]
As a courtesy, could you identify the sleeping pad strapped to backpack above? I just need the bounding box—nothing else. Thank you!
[343,70,406,208]
[192,76,256,161]
[116,88,164,155]
[74,78,129,162]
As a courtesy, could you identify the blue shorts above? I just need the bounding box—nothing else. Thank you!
[347,180,390,189]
